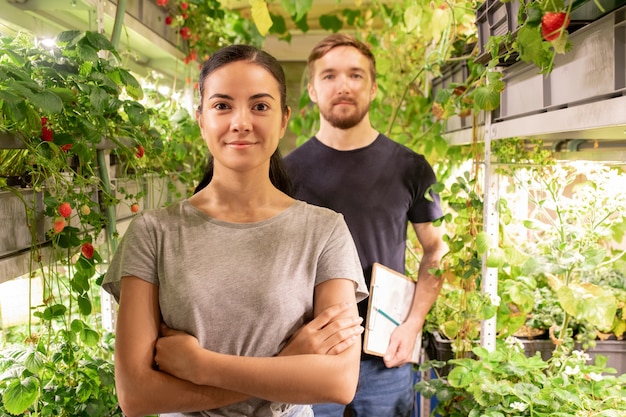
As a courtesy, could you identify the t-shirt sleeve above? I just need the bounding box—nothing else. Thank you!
[408,157,443,224]
[101,213,159,302]
[315,214,369,303]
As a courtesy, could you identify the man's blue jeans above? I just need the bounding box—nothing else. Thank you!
[312,357,415,417]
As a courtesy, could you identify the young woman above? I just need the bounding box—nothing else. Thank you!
[103,45,368,417]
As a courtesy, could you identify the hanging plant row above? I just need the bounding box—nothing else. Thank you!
[0,29,206,416]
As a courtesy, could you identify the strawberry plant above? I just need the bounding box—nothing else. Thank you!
[0,29,170,416]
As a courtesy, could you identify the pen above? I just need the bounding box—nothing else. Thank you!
[375,307,400,326]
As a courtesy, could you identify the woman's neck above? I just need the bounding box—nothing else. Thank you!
[189,176,293,223]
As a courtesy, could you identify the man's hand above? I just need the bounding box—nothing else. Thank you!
[383,321,421,368]
[280,302,364,356]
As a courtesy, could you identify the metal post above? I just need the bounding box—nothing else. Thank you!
[480,108,499,352]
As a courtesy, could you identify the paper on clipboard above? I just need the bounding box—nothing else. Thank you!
[363,263,421,363]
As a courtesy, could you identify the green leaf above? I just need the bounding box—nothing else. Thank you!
[84,31,117,55]
[342,8,361,26]
[70,318,85,333]
[434,86,451,104]
[280,0,311,22]
[124,101,148,126]
[78,118,102,143]
[2,97,26,122]
[52,132,73,146]
[516,24,553,71]
[2,377,39,415]
[49,87,77,103]
[75,253,96,275]
[76,42,99,63]
[79,60,94,77]
[80,327,100,346]
[526,4,543,27]
[118,68,144,101]
[38,303,67,320]
[557,283,617,330]
[1,48,26,66]
[522,219,546,230]
[89,86,109,114]
[503,245,529,266]
[71,270,90,294]
[294,13,310,32]
[56,30,83,46]
[21,348,45,374]
[442,320,459,339]
[77,294,93,316]
[30,90,64,114]
[486,246,505,268]
[404,4,421,32]
[475,231,490,255]
[319,14,343,32]
[448,365,473,388]
[56,226,82,248]
[269,13,287,35]
[473,86,500,111]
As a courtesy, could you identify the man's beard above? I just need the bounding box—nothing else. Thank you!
[320,100,369,130]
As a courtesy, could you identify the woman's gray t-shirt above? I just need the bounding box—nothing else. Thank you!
[103,199,368,417]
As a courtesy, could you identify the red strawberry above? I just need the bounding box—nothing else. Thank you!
[541,12,570,41]
[81,242,94,259]
[165,15,173,25]
[135,145,145,158]
[41,117,53,142]
[156,0,168,6]
[60,144,72,152]
[53,217,66,233]
[180,27,192,39]
[180,2,188,10]
[131,203,140,213]
[59,202,72,218]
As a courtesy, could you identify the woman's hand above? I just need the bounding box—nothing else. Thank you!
[279,302,364,356]
[154,324,203,383]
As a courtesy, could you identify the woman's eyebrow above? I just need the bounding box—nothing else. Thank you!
[208,93,233,100]
[207,93,275,101]
[249,93,276,101]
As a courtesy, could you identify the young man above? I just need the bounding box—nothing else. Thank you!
[284,34,447,417]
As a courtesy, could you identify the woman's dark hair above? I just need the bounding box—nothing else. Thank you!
[194,44,292,196]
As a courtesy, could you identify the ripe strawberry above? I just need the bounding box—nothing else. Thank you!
[165,15,173,25]
[53,217,66,233]
[81,242,94,259]
[41,117,53,142]
[541,12,570,41]
[131,203,140,213]
[59,202,72,218]
[135,145,145,158]
[180,27,192,39]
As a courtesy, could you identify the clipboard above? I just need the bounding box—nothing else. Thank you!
[363,263,421,363]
